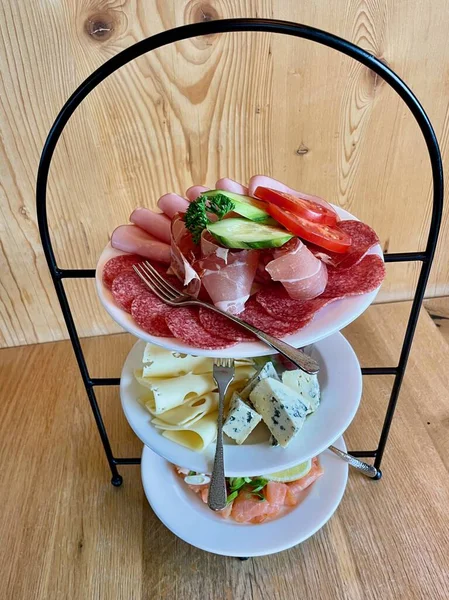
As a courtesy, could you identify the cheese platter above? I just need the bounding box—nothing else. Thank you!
[120,333,362,476]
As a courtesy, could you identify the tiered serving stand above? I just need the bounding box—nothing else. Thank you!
[36,19,443,555]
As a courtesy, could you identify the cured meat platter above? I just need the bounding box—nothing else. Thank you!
[95,178,384,357]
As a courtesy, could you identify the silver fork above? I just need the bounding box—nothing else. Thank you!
[328,445,381,479]
[208,358,235,511]
[133,261,320,374]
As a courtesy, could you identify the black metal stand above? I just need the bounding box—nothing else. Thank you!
[36,19,443,486]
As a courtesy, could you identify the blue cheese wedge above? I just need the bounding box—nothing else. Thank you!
[249,377,308,447]
[223,392,262,445]
[281,370,320,414]
[239,362,280,401]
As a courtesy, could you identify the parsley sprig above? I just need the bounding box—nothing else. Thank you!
[184,194,235,244]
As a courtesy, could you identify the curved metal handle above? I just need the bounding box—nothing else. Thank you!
[329,445,381,479]
[191,301,320,374]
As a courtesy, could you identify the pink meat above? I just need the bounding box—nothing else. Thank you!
[322,255,385,299]
[111,272,148,313]
[165,307,235,349]
[131,291,173,336]
[265,238,328,300]
[254,249,275,284]
[256,285,336,322]
[200,230,222,257]
[170,214,201,297]
[195,245,259,315]
[198,307,256,342]
[130,208,171,244]
[307,220,380,269]
[111,225,171,264]
[239,296,310,337]
[102,254,142,289]
[185,185,210,202]
[248,175,335,211]
[215,178,249,195]
[157,193,190,218]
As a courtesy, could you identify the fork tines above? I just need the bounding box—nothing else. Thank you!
[213,358,234,368]
[133,261,180,304]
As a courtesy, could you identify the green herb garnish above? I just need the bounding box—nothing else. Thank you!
[226,490,239,504]
[225,476,269,503]
[184,194,235,243]
[188,470,196,476]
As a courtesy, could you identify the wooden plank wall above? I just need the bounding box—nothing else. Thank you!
[1,0,448,348]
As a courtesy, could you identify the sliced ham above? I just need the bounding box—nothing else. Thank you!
[215,178,249,195]
[265,238,328,300]
[157,193,190,218]
[195,237,259,315]
[248,175,335,212]
[111,225,171,264]
[130,208,171,244]
[185,185,209,202]
[170,214,201,296]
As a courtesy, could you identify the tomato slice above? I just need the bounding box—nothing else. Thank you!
[267,204,352,253]
[254,186,338,226]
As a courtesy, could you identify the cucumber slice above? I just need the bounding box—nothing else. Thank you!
[200,190,274,224]
[207,218,293,249]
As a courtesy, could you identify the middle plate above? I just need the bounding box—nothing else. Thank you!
[120,332,362,476]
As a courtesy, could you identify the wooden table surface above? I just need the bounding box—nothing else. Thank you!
[1,301,448,600]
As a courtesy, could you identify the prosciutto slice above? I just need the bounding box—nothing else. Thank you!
[265,238,328,300]
[170,214,201,297]
[195,234,258,315]
[248,175,336,212]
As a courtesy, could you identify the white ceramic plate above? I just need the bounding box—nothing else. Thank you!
[141,436,348,557]
[95,205,383,358]
[121,333,361,476]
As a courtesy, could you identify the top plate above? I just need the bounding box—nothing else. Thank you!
[95,205,383,358]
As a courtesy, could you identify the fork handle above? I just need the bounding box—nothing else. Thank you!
[190,301,320,374]
[208,380,229,511]
[328,445,381,479]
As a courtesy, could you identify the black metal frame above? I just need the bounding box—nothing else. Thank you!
[36,19,443,486]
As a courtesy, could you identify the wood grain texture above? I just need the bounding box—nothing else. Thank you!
[424,296,449,343]
[1,0,449,347]
[1,302,449,599]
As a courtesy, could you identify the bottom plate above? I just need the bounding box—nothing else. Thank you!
[141,436,348,557]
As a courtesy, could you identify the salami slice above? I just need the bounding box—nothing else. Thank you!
[198,307,256,342]
[308,220,380,269]
[165,307,235,349]
[322,254,385,298]
[239,297,310,337]
[111,271,148,312]
[102,254,141,289]
[256,286,334,322]
[131,292,173,336]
